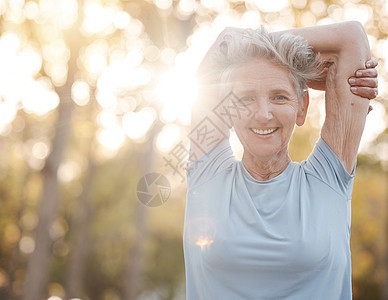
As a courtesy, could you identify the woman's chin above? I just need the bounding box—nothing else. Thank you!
[243,144,285,161]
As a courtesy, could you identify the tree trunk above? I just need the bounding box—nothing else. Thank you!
[22,3,83,298]
[22,88,74,300]
[123,197,148,300]
[123,124,159,299]
[65,89,97,298]
[65,158,96,298]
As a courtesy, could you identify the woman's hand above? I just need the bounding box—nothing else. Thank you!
[308,58,378,114]
[308,59,378,97]
[349,59,378,114]
[196,27,245,81]
[348,59,378,99]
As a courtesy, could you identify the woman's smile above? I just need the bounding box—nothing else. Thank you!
[250,127,279,136]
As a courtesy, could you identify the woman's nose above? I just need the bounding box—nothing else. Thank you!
[253,101,272,121]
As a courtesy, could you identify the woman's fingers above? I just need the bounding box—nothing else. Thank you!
[365,58,378,68]
[356,68,378,78]
[348,77,378,88]
[349,58,378,85]
[350,86,378,99]
[197,27,246,77]
[349,59,379,99]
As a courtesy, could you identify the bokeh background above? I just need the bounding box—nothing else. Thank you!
[0,0,387,299]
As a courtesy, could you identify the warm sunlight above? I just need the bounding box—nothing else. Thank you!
[156,68,197,125]
[0,32,60,126]
[82,2,115,34]
[22,79,60,115]
[360,101,387,152]
[344,4,371,25]
[122,107,156,140]
[97,125,126,152]
[39,0,78,29]
[184,217,218,250]
[156,123,182,152]
[71,81,90,106]
[195,236,214,250]
[0,1,387,298]
[253,0,289,12]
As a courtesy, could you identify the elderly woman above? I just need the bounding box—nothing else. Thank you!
[184,22,378,299]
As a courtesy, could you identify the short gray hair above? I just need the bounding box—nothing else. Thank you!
[214,27,322,102]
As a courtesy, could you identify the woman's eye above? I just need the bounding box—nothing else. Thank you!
[274,95,288,101]
[237,97,254,105]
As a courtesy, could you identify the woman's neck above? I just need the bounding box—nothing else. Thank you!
[242,152,291,181]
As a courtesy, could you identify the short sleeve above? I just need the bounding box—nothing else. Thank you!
[303,138,355,198]
[186,139,235,188]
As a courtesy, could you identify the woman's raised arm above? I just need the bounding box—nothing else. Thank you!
[282,21,373,173]
[188,28,243,163]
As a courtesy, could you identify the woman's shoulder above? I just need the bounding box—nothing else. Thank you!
[186,139,236,188]
[300,137,355,196]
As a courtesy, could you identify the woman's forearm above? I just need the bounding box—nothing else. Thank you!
[275,22,371,91]
[277,21,370,62]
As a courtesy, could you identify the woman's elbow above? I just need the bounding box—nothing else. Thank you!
[341,21,370,56]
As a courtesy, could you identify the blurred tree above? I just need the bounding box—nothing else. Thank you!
[123,141,152,300]
[65,143,96,298]
[0,0,386,300]
[22,5,82,299]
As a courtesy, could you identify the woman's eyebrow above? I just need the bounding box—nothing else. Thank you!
[232,88,295,96]
[232,88,256,94]
[269,88,294,95]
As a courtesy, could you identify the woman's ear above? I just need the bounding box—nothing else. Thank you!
[296,90,309,126]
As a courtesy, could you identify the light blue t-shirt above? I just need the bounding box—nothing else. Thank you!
[184,138,355,300]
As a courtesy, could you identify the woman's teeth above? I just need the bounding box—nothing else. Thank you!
[251,128,277,135]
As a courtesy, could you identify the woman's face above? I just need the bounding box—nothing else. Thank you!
[229,58,308,161]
